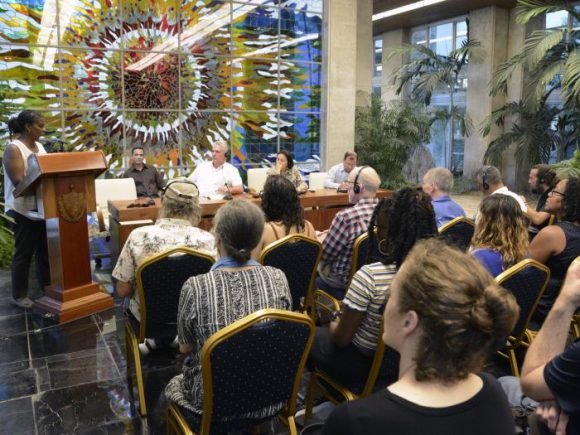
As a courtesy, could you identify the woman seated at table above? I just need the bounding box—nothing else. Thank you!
[308,188,438,387]
[323,239,519,435]
[530,177,580,324]
[267,150,308,194]
[165,200,292,421]
[471,194,529,277]
[253,175,316,258]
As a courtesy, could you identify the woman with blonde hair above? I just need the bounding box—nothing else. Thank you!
[323,239,519,435]
[471,194,529,276]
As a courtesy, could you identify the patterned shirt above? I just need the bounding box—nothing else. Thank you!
[112,218,217,320]
[343,262,397,353]
[165,266,292,418]
[267,165,308,193]
[321,197,379,287]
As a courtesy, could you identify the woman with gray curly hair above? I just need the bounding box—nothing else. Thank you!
[323,239,519,435]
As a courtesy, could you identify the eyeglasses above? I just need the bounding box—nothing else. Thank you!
[549,190,566,198]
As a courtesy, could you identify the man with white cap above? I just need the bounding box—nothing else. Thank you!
[113,178,217,354]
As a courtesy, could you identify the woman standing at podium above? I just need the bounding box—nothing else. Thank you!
[3,110,50,309]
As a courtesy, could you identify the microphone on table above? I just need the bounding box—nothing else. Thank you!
[223,182,233,200]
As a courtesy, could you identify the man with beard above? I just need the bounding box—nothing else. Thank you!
[528,164,557,236]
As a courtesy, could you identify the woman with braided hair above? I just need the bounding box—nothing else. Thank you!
[530,177,580,324]
[324,239,519,435]
[308,187,438,387]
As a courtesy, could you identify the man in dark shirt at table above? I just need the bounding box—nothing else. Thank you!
[124,146,165,197]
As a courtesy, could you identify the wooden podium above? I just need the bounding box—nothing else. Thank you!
[14,151,114,323]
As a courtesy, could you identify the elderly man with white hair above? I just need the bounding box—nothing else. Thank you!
[422,167,465,228]
[188,141,243,199]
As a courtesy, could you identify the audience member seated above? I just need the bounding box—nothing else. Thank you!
[324,151,357,190]
[317,166,381,298]
[323,239,519,435]
[530,177,580,325]
[267,150,308,194]
[164,200,292,421]
[188,140,243,198]
[421,167,465,227]
[112,179,216,353]
[527,164,557,236]
[308,188,438,388]
[123,146,165,197]
[252,175,316,258]
[471,195,529,277]
[476,165,527,213]
[520,259,580,435]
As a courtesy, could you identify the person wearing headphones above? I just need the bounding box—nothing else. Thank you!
[317,166,381,298]
[188,140,243,199]
[112,178,217,355]
[476,165,527,214]
[527,164,557,235]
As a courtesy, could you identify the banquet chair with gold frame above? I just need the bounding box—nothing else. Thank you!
[166,309,315,435]
[495,259,550,376]
[438,216,475,252]
[125,247,214,416]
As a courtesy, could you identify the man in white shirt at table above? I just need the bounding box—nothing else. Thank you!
[188,140,243,199]
[324,151,357,191]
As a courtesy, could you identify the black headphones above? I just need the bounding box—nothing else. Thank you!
[353,166,369,194]
[481,166,491,191]
[161,179,199,199]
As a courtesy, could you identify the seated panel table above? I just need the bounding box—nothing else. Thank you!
[108,189,391,259]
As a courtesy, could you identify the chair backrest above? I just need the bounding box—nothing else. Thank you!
[496,259,550,346]
[135,247,215,340]
[349,232,372,285]
[247,168,270,191]
[95,178,138,210]
[308,172,328,190]
[259,234,322,312]
[200,309,315,433]
[438,217,475,251]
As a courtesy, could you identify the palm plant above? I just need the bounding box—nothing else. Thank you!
[355,94,431,188]
[484,0,580,169]
[386,39,484,168]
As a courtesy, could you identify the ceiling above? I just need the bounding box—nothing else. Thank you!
[372,0,518,34]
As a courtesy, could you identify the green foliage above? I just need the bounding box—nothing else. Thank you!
[551,149,580,179]
[355,95,431,188]
[0,210,14,269]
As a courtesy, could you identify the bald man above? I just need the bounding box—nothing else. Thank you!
[317,166,381,298]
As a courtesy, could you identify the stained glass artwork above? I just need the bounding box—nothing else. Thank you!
[0,0,323,175]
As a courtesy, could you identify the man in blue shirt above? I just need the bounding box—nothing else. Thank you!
[422,167,465,228]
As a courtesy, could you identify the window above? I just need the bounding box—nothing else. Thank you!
[373,36,383,96]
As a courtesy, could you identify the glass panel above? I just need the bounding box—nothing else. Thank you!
[429,22,453,55]
[411,29,427,46]
[182,55,232,111]
[281,0,323,13]
[546,10,568,29]
[232,111,278,166]
[0,44,62,110]
[60,0,123,48]
[232,5,279,58]
[0,0,56,47]
[180,0,231,57]
[125,131,179,181]
[58,47,122,110]
[280,61,321,112]
[279,10,322,62]
[231,58,280,111]
[279,112,320,163]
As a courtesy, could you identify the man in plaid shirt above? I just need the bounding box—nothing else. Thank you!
[317,166,380,298]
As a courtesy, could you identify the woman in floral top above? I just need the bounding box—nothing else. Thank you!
[267,150,308,194]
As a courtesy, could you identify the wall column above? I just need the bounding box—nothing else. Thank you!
[464,6,509,178]
[321,0,372,170]
[381,29,405,102]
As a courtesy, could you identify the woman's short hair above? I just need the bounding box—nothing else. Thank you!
[7,110,44,136]
[212,200,265,263]
[277,150,294,170]
[368,187,438,268]
[472,194,529,269]
[395,239,519,382]
[261,175,305,234]
[159,179,202,226]
[562,177,580,223]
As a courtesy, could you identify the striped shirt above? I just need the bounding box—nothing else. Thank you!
[342,262,397,353]
[321,197,379,286]
[165,266,292,419]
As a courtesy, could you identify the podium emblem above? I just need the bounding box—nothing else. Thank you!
[58,186,86,222]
